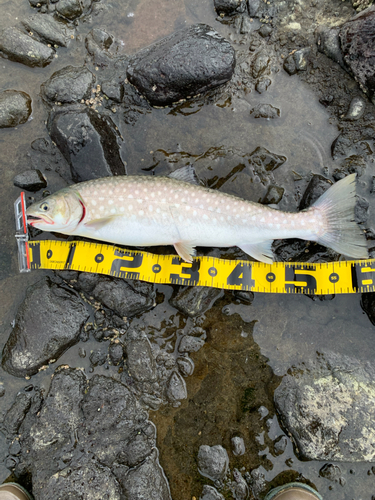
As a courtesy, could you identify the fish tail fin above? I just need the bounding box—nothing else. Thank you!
[311,173,368,259]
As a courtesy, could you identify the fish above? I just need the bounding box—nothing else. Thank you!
[25,169,368,264]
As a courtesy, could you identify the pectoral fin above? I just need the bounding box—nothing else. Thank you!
[84,216,118,230]
[238,241,274,264]
[174,242,196,263]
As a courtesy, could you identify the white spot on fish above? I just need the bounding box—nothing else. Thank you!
[156,208,160,213]
[128,205,133,210]
[120,207,125,212]
[193,211,197,216]
[92,201,97,206]
[301,221,305,226]
[251,216,256,221]
[149,205,153,211]
[109,200,114,205]
[128,194,133,199]
[283,219,287,224]
[110,208,116,214]
[199,204,204,209]
[277,224,280,229]
[268,223,273,227]
[139,210,144,215]
[178,215,184,222]
[203,214,209,220]
[100,206,104,211]
[260,217,265,222]
[99,197,104,201]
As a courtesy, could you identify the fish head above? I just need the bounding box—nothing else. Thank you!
[26,188,84,233]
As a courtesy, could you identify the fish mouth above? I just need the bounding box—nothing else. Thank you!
[26,214,54,226]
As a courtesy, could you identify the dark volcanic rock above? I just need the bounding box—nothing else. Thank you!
[0,90,32,128]
[125,329,157,383]
[5,367,170,498]
[317,7,375,100]
[361,292,375,325]
[2,278,89,378]
[48,107,126,182]
[85,28,114,66]
[90,278,155,318]
[262,184,284,204]
[299,174,332,210]
[41,66,95,104]
[127,24,235,106]
[274,351,375,461]
[21,14,71,47]
[170,286,222,317]
[339,6,375,100]
[13,169,47,191]
[214,0,247,15]
[0,27,54,67]
[56,0,83,20]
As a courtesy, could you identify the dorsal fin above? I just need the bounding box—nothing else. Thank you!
[168,165,200,185]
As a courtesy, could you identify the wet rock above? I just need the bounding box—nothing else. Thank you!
[109,342,124,365]
[120,449,172,500]
[355,196,369,224]
[48,107,126,182]
[200,485,225,500]
[41,66,96,104]
[56,0,83,20]
[283,48,310,75]
[127,24,235,106]
[252,50,270,78]
[274,435,288,454]
[361,293,375,325]
[170,286,222,317]
[40,462,122,500]
[166,371,187,404]
[299,174,332,210]
[255,77,271,93]
[230,469,249,500]
[259,24,273,38]
[0,27,54,67]
[197,445,229,482]
[13,169,47,191]
[178,334,205,353]
[0,90,32,128]
[240,16,253,34]
[89,348,107,367]
[21,14,71,47]
[85,28,114,66]
[91,278,155,318]
[332,154,367,180]
[250,103,280,119]
[102,80,124,102]
[344,96,366,120]
[0,384,5,397]
[176,356,195,377]
[319,94,334,107]
[339,7,375,100]
[231,436,245,456]
[331,134,353,160]
[214,0,247,15]
[319,463,342,481]
[125,329,157,383]
[233,290,254,303]
[2,277,89,378]
[262,184,284,204]
[7,367,163,495]
[247,468,267,497]
[274,351,375,461]
[2,392,32,436]
[316,26,346,69]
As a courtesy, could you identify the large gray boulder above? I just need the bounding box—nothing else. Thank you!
[274,351,375,461]
[127,24,235,106]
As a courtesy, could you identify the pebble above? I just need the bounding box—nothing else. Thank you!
[231,436,246,456]
[344,96,366,121]
[13,169,47,191]
[198,445,229,482]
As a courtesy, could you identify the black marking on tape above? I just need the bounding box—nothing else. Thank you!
[64,243,76,269]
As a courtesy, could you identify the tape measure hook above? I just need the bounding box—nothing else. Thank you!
[14,192,30,273]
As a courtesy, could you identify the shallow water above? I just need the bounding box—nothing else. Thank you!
[1,0,375,498]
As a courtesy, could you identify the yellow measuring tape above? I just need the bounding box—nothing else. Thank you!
[26,239,375,294]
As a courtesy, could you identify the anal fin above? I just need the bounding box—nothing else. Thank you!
[174,242,196,263]
[238,241,274,264]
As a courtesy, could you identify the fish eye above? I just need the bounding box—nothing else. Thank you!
[40,202,49,212]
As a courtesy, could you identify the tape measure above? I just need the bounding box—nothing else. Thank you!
[15,194,375,294]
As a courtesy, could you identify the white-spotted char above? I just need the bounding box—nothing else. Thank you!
[26,171,368,263]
